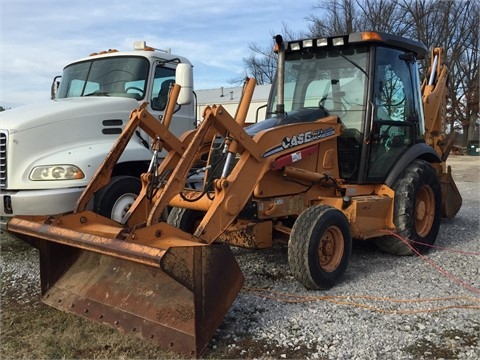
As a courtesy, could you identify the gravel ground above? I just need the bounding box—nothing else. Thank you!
[1,155,479,359]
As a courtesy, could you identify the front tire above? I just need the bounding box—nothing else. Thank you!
[375,159,441,255]
[288,205,352,290]
[94,176,141,223]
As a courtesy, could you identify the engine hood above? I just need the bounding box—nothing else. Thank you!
[245,107,330,137]
[0,97,139,133]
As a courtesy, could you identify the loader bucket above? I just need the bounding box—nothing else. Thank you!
[8,214,244,357]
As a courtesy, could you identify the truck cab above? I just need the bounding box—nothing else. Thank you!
[0,42,195,228]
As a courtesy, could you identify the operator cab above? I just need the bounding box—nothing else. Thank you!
[267,32,428,184]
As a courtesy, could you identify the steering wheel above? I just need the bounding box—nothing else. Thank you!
[125,86,145,97]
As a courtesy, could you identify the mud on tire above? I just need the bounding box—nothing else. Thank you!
[375,159,441,255]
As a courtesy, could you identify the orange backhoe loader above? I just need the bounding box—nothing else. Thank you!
[8,31,462,356]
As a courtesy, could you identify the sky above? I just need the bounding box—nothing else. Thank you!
[0,0,318,107]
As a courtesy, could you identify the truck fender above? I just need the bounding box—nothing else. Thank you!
[384,143,441,187]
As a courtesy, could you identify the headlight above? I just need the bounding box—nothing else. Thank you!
[29,165,85,181]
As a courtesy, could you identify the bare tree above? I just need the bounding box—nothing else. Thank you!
[357,0,408,34]
[231,43,277,85]
[399,0,479,143]
[446,1,479,143]
[231,23,304,85]
[308,0,360,35]
[308,0,408,35]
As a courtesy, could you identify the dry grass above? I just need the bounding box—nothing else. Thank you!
[2,303,185,359]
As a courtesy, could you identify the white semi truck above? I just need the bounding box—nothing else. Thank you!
[0,41,196,228]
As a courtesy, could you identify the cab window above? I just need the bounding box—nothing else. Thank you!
[150,66,175,111]
[57,56,149,99]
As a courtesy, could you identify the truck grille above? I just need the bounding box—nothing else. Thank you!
[0,131,7,188]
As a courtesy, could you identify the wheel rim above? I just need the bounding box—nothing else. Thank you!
[415,185,435,237]
[317,225,344,272]
[111,193,137,222]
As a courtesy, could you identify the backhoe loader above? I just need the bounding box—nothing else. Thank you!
[8,31,462,356]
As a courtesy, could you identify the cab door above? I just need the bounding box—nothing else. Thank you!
[366,46,424,182]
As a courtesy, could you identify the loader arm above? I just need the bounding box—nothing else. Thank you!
[121,78,258,226]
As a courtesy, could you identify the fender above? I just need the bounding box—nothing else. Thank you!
[385,143,441,187]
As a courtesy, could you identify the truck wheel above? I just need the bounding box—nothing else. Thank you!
[375,159,441,255]
[94,176,141,222]
[167,207,204,234]
[288,205,352,290]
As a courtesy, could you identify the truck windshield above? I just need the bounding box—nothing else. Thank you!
[269,47,369,131]
[57,56,150,100]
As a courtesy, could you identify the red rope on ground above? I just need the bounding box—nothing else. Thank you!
[380,230,480,294]
[406,239,480,256]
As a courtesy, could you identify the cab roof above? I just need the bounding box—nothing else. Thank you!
[286,31,428,59]
[64,43,192,68]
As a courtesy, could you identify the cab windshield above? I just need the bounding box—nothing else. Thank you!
[57,56,150,100]
[268,46,369,131]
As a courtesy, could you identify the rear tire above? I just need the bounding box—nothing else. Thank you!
[288,205,352,290]
[94,176,141,222]
[375,159,441,255]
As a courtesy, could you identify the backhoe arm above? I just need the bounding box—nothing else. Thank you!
[422,47,462,219]
[422,47,455,161]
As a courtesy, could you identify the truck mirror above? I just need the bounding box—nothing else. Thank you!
[176,63,193,105]
[50,75,62,100]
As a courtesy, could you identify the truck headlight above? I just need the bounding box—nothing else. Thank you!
[29,165,85,181]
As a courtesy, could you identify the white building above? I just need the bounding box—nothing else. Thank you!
[195,83,272,124]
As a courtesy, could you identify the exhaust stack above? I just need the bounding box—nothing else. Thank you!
[274,34,286,120]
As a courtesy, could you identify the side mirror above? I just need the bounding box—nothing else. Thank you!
[50,75,62,100]
[175,63,193,105]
